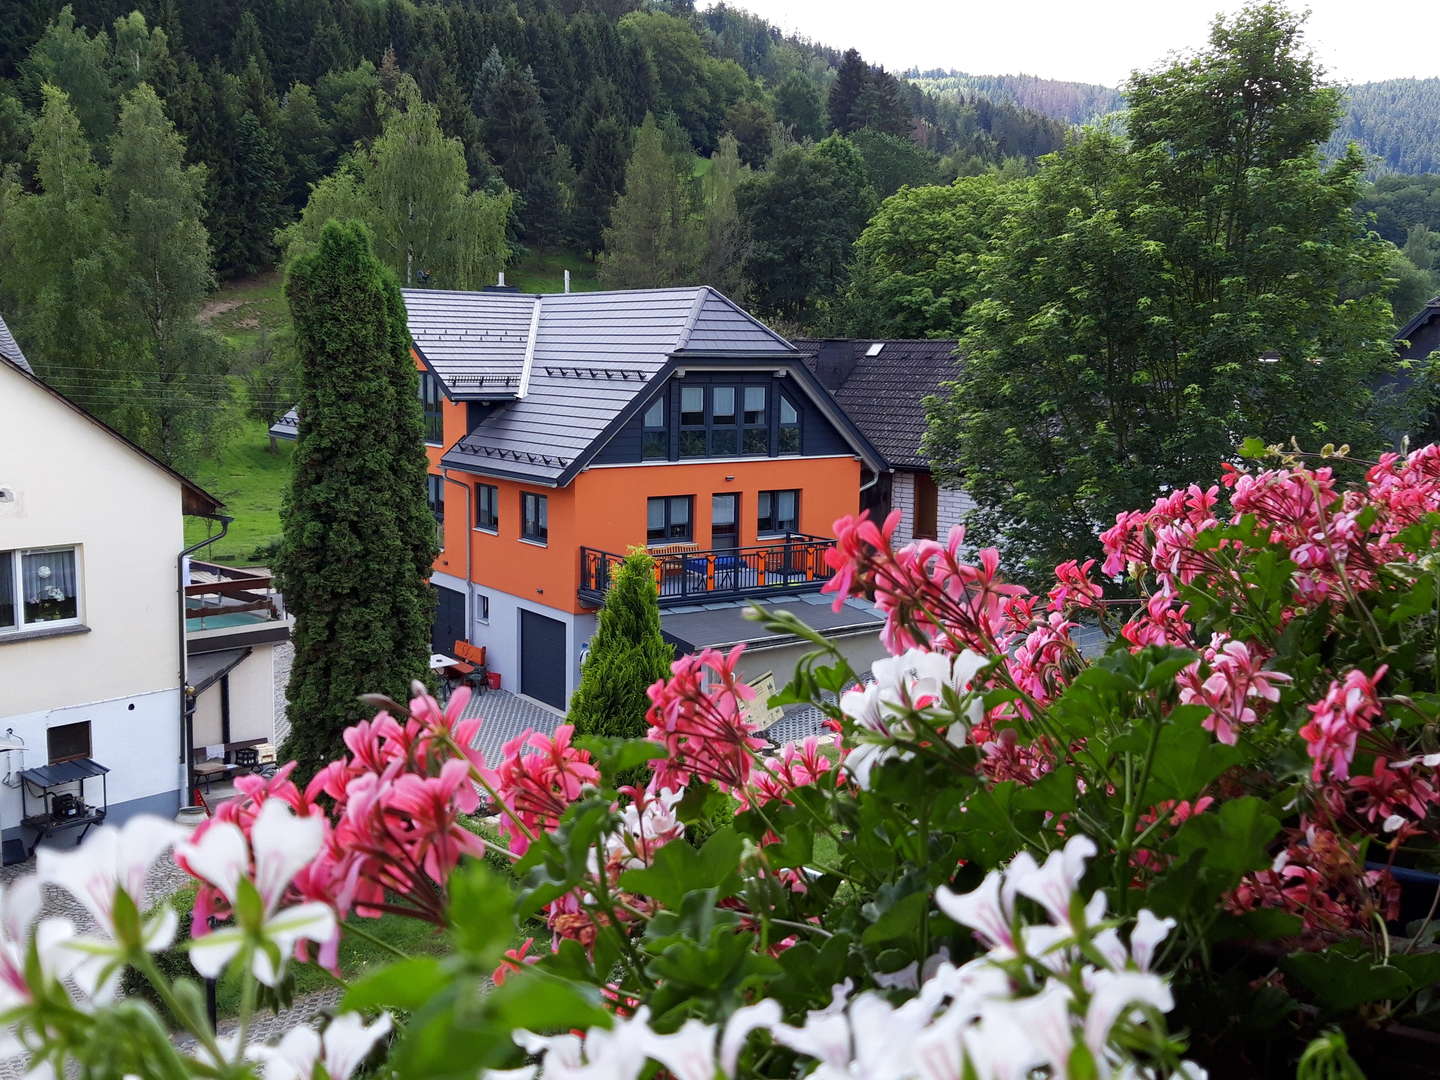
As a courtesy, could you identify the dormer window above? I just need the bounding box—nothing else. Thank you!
[642,398,667,459]
[778,395,800,454]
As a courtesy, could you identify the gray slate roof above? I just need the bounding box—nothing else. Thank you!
[421,287,795,484]
[0,312,33,374]
[789,339,961,470]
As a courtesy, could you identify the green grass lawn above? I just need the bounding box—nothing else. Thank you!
[185,434,293,565]
[691,154,713,179]
[508,248,600,294]
[201,271,290,353]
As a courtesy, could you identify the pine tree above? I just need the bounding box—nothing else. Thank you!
[481,59,563,240]
[598,114,701,288]
[277,82,330,207]
[852,68,911,137]
[276,218,436,778]
[107,83,229,470]
[573,115,628,257]
[568,550,674,742]
[827,47,868,135]
[213,110,287,276]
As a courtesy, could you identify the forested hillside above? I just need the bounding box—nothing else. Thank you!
[910,71,1440,177]
[1324,78,1440,175]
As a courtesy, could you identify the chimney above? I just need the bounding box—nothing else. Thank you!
[815,339,858,391]
[483,270,519,294]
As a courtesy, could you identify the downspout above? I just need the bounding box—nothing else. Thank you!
[178,515,232,807]
[441,469,473,627]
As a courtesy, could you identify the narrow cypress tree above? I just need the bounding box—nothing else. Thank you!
[276,219,436,778]
[568,550,674,742]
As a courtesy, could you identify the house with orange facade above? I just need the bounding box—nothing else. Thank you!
[398,285,886,710]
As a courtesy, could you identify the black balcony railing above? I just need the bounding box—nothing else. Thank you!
[579,534,837,606]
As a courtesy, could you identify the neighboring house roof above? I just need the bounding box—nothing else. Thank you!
[789,339,961,470]
[0,315,223,515]
[0,311,33,374]
[1396,295,1440,357]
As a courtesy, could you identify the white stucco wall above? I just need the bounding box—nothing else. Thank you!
[191,645,276,749]
[0,365,193,835]
[0,368,184,718]
[0,688,183,840]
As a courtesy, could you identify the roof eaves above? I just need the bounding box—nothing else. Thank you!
[1395,296,1440,346]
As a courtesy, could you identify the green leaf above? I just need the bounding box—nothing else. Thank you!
[1145,708,1243,803]
[1282,951,1414,1012]
[618,827,743,909]
[1239,436,1269,459]
[447,861,518,963]
[490,968,611,1031]
[343,955,452,1012]
[573,735,666,779]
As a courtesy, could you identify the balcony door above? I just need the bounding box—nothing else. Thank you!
[711,494,740,550]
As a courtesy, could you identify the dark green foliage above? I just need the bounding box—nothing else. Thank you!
[736,134,874,320]
[1325,78,1440,175]
[827,47,868,135]
[213,110,287,277]
[276,219,436,778]
[479,58,566,242]
[774,72,825,141]
[848,127,940,198]
[722,98,771,167]
[927,4,1397,582]
[572,115,628,257]
[1357,174,1440,246]
[567,550,673,742]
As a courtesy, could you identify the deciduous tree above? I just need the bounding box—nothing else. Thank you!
[927,4,1396,582]
[276,219,436,777]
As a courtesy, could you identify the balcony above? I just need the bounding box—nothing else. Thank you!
[185,561,290,644]
[579,534,838,607]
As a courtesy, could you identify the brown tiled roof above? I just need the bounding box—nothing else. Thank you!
[789,338,961,470]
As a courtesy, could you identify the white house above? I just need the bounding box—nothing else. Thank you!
[0,314,277,861]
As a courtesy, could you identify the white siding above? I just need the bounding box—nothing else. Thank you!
[889,469,974,547]
[937,484,976,541]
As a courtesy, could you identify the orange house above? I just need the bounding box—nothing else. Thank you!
[408,286,883,710]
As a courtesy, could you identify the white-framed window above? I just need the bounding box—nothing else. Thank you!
[475,593,490,624]
[1,546,81,635]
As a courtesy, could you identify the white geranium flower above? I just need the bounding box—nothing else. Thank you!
[1009,835,1098,928]
[39,815,187,1000]
[1130,909,1176,973]
[256,1012,391,1080]
[935,871,1017,955]
[1083,969,1174,1067]
[178,800,336,986]
[718,999,782,1076]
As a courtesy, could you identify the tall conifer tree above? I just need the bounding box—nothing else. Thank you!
[598,114,701,288]
[276,219,436,777]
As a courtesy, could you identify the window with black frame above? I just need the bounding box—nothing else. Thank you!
[642,397,667,459]
[709,386,738,456]
[418,371,444,444]
[778,394,801,454]
[742,385,768,454]
[646,496,693,544]
[521,492,548,543]
[757,489,799,536]
[678,386,706,457]
[475,483,499,531]
[426,475,445,550]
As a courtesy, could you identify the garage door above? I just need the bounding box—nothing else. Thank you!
[520,609,567,709]
[432,585,466,655]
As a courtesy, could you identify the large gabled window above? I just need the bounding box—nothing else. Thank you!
[521,492,548,544]
[642,397,668,459]
[647,496,693,544]
[419,370,444,444]
[778,393,800,454]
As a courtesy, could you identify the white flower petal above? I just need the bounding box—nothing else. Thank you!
[719,999,781,1075]
[250,801,326,912]
[188,922,247,980]
[177,821,250,907]
[322,1012,392,1080]
[641,1018,716,1080]
[1083,970,1174,1065]
[1130,910,1176,973]
[261,1024,322,1080]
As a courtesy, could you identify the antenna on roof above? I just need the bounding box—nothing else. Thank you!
[563,269,571,294]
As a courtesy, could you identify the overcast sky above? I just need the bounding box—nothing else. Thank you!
[700,0,1440,87]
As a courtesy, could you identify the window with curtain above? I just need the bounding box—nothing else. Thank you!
[522,492,548,543]
[475,483,499,531]
[1,547,80,633]
[647,496,693,544]
[757,490,800,536]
